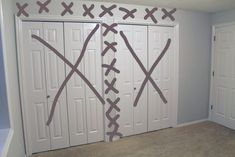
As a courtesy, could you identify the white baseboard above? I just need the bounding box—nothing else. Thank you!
[176,119,209,128]
[1,129,13,157]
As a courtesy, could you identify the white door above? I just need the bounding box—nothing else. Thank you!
[116,24,148,136]
[22,22,69,153]
[148,26,174,131]
[43,22,69,150]
[65,23,104,145]
[212,24,235,129]
[22,22,50,153]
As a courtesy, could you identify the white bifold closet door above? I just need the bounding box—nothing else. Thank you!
[22,22,69,153]
[116,24,148,136]
[64,23,104,146]
[148,26,174,131]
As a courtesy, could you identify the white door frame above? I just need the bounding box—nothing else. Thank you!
[209,21,235,121]
[15,15,179,155]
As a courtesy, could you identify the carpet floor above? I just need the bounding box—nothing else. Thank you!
[31,121,235,157]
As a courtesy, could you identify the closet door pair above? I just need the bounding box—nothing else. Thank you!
[22,22,103,154]
[116,24,174,137]
[64,23,104,146]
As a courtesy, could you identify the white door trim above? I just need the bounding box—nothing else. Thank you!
[209,21,235,121]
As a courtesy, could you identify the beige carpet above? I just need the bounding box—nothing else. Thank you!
[31,121,235,157]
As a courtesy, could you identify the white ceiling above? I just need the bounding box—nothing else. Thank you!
[85,0,235,13]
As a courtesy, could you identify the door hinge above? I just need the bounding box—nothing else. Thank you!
[212,71,215,77]
[214,36,216,41]
[211,105,213,110]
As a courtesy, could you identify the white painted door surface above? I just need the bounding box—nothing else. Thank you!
[116,25,147,136]
[22,22,50,153]
[64,23,88,146]
[22,22,69,153]
[43,22,69,150]
[84,23,104,143]
[212,24,235,129]
[64,23,104,145]
[148,26,174,131]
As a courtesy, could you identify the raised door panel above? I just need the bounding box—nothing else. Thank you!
[64,23,88,146]
[22,22,50,153]
[116,25,134,136]
[133,26,148,135]
[84,23,104,143]
[43,22,69,149]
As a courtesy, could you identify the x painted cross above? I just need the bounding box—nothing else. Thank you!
[32,24,105,125]
[144,8,158,24]
[162,8,177,21]
[120,31,171,106]
[102,41,117,56]
[102,23,118,36]
[119,7,137,20]
[83,4,95,19]
[37,0,51,13]
[61,2,74,16]
[16,2,29,17]
[99,5,117,17]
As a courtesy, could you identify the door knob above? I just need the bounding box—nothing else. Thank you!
[47,95,50,99]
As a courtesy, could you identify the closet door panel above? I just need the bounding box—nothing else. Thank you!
[43,22,69,149]
[148,26,174,131]
[64,23,88,146]
[84,23,104,143]
[133,26,148,134]
[116,25,134,136]
[160,27,174,128]
[22,22,50,153]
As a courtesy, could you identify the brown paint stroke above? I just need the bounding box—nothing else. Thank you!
[144,8,158,24]
[37,0,51,13]
[102,23,118,36]
[119,7,137,20]
[33,24,101,125]
[106,97,122,141]
[61,2,74,16]
[102,58,120,76]
[102,41,117,56]
[105,78,119,94]
[162,8,177,21]
[99,4,117,17]
[120,31,171,106]
[16,2,29,17]
[83,4,95,19]
[31,34,105,111]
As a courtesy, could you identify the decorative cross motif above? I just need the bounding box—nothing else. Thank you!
[99,4,117,17]
[102,41,117,56]
[162,8,177,21]
[83,4,95,19]
[61,2,74,16]
[37,0,51,13]
[105,78,119,94]
[144,8,158,24]
[120,31,171,106]
[32,24,105,125]
[102,23,118,36]
[102,58,120,76]
[119,7,137,20]
[16,2,29,17]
